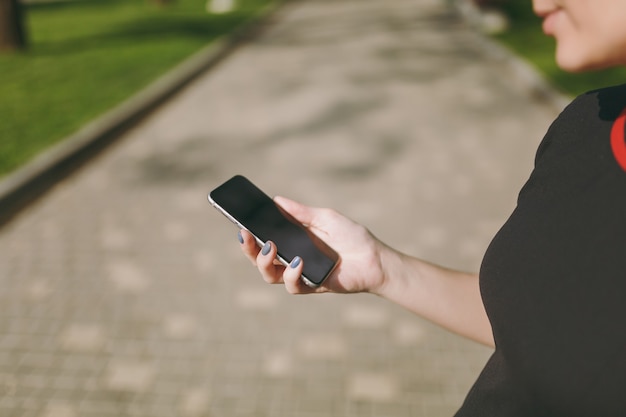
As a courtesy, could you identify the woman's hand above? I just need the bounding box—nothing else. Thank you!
[237,196,494,346]
[238,196,387,295]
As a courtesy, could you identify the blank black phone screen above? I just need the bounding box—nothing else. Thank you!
[209,175,339,286]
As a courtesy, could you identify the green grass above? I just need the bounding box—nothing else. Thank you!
[492,2,626,97]
[0,0,273,177]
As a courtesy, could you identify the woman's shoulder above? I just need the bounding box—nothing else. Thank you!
[527,82,626,184]
[566,82,626,119]
[539,82,626,152]
[517,82,626,206]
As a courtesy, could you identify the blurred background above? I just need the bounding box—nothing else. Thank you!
[1,0,625,416]
[3,0,626,180]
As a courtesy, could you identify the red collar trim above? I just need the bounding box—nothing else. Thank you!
[610,107,626,172]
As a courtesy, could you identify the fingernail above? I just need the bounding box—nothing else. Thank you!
[290,256,301,268]
[261,242,271,256]
[237,231,244,244]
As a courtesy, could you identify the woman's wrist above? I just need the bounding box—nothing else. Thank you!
[368,242,409,298]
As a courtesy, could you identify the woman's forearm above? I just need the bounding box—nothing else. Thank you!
[373,246,494,347]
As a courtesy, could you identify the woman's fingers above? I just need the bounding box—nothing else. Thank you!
[239,230,285,283]
[255,241,285,284]
[283,257,326,295]
[239,229,259,265]
[283,256,305,294]
[239,229,315,293]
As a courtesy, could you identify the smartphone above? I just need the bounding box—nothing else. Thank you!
[208,175,340,287]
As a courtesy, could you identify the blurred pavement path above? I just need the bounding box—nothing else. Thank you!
[0,0,560,416]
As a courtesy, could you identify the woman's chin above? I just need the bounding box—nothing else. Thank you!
[555,46,624,73]
[556,54,601,73]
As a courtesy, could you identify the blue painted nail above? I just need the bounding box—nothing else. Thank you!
[261,242,271,256]
[290,256,301,268]
[237,231,244,244]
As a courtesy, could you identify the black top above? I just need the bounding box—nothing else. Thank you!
[456,84,626,416]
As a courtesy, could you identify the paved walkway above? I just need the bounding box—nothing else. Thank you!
[0,0,561,416]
